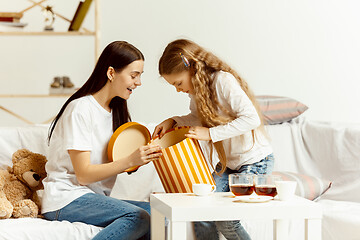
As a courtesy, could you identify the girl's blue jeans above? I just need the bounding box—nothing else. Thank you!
[194,153,275,240]
[43,193,151,240]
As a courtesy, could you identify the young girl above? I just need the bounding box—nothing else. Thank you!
[42,41,162,240]
[153,39,274,240]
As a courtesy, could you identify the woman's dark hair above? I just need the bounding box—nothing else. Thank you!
[48,41,144,143]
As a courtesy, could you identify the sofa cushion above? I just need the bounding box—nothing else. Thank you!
[0,125,49,168]
[256,96,308,125]
[272,171,332,201]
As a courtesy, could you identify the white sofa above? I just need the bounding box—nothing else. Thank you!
[0,118,359,240]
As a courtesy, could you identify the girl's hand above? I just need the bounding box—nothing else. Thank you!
[185,126,211,141]
[152,118,176,139]
[128,144,162,167]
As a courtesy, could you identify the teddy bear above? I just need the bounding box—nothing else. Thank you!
[0,149,47,219]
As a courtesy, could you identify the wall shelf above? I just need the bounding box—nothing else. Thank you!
[0,0,100,58]
[0,0,100,125]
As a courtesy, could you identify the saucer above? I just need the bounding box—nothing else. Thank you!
[233,195,273,203]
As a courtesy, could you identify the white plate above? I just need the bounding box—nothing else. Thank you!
[234,195,273,203]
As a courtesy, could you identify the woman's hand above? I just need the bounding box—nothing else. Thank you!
[69,144,162,186]
[185,126,211,141]
[127,144,162,167]
[152,118,176,139]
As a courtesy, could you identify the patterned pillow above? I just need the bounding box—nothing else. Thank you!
[272,171,332,201]
[256,95,308,125]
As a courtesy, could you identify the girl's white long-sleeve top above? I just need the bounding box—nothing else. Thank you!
[172,71,273,171]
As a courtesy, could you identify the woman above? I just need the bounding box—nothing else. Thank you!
[41,41,161,240]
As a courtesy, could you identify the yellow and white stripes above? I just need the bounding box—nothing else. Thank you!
[153,128,215,193]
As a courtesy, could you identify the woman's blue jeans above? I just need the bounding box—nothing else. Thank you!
[43,193,151,240]
[194,154,275,240]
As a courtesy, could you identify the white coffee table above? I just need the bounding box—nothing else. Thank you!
[150,192,322,240]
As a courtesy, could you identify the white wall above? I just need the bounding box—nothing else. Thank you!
[1,0,359,127]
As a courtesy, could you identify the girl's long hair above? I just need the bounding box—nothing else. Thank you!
[159,39,266,174]
[48,41,144,143]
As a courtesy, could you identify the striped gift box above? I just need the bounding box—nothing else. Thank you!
[151,127,215,193]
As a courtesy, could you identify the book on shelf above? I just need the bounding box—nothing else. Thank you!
[0,12,23,18]
[0,12,23,23]
[0,17,21,23]
[0,12,27,29]
[68,0,93,31]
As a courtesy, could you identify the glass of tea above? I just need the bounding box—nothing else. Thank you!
[229,173,254,196]
[254,174,282,197]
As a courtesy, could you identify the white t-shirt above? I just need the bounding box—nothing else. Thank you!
[41,95,115,214]
[172,71,273,171]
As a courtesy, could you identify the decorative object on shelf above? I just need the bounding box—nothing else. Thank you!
[49,76,75,95]
[22,0,94,33]
[62,76,74,88]
[68,0,93,31]
[50,76,62,88]
[42,5,55,31]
